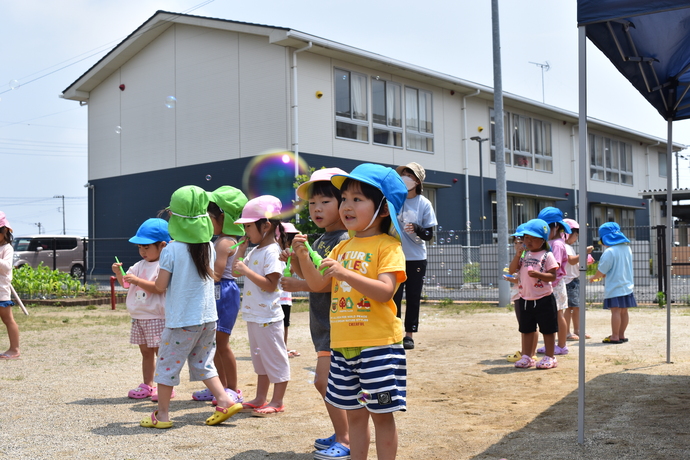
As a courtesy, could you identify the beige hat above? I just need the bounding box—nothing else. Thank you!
[395,162,426,191]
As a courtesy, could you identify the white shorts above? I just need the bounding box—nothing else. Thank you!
[247,321,290,384]
[553,281,568,311]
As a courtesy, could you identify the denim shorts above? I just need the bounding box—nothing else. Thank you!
[566,278,580,308]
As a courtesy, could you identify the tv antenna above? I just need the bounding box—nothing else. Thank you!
[529,61,550,103]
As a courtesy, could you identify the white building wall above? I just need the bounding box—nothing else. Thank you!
[297,53,334,158]
[174,24,241,166]
[88,70,122,179]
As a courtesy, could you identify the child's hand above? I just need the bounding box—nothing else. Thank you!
[292,234,309,259]
[318,258,342,280]
[280,276,301,292]
[232,257,247,277]
[586,245,594,254]
[123,274,138,286]
[503,274,517,283]
[278,247,293,263]
[111,262,122,274]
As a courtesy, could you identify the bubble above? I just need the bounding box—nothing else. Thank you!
[206,175,212,181]
[9,79,19,90]
[416,267,421,272]
[466,221,472,228]
[307,371,316,384]
[440,262,445,268]
[439,249,443,254]
[432,242,437,247]
[447,269,452,275]
[165,95,177,108]
[253,348,261,355]
[115,126,122,134]
[439,239,444,245]
[242,150,309,218]
[425,231,430,236]
[455,235,459,240]
[356,390,371,406]
[446,238,451,244]
[438,226,443,232]
[449,230,455,237]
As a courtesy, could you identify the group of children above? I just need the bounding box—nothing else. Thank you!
[105,163,410,460]
[505,207,636,370]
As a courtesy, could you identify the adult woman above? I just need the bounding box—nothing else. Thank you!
[393,162,437,349]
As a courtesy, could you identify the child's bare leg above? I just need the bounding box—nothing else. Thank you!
[140,345,157,387]
[542,333,556,357]
[618,308,629,340]
[371,412,397,460]
[571,307,581,335]
[317,356,350,447]
[347,408,371,460]
[557,310,567,348]
[0,307,19,356]
[522,332,538,357]
[609,307,621,341]
[245,374,269,407]
[214,330,238,390]
[204,375,234,408]
[155,384,174,422]
[564,308,573,334]
[267,381,288,408]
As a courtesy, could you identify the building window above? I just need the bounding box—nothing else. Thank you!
[489,108,511,165]
[658,152,667,177]
[335,68,368,142]
[490,193,555,230]
[405,87,434,153]
[589,133,633,185]
[490,109,551,171]
[592,204,636,239]
[372,78,402,147]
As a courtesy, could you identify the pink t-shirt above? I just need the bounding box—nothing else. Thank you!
[518,250,559,301]
[549,238,568,286]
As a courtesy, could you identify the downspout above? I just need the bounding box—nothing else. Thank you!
[463,89,481,247]
[84,183,95,277]
[292,41,313,183]
[646,141,660,227]
[570,125,578,221]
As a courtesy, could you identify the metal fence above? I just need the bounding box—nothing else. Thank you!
[80,226,690,304]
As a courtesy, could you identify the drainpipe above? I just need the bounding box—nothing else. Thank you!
[462,89,481,247]
[292,42,312,182]
[570,125,578,220]
[84,182,95,277]
[646,141,661,228]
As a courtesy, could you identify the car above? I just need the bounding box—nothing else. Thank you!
[12,235,87,278]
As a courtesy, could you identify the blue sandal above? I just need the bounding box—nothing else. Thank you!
[314,434,336,450]
[313,442,350,460]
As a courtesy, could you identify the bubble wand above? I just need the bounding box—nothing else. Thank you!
[303,241,327,275]
[9,284,28,316]
[114,256,130,288]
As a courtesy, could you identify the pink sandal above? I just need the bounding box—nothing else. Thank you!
[128,383,155,399]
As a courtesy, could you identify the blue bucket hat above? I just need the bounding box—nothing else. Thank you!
[331,163,408,237]
[599,222,630,246]
[538,207,572,234]
[512,223,527,237]
[129,218,170,244]
[521,218,550,241]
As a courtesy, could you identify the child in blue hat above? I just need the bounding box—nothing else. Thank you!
[294,163,408,460]
[112,218,170,400]
[508,218,560,369]
[590,222,637,344]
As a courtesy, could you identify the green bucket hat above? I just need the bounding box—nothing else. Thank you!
[168,185,213,244]
[207,186,248,236]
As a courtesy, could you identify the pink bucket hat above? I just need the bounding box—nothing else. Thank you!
[297,167,348,200]
[0,211,12,232]
[234,195,283,224]
[277,221,299,238]
[563,218,579,230]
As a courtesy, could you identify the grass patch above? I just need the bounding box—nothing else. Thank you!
[13,305,131,332]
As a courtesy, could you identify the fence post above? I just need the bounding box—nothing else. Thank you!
[110,276,117,310]
[657,225,666,295]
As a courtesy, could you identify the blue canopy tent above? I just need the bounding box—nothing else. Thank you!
[576,0,690,444]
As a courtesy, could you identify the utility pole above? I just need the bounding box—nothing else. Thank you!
[34,222,43,234]
[54,195,65,235]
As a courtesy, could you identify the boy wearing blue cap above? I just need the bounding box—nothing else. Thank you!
[112,218,170,400]
[590,222,637,344]
[295,163,407,460]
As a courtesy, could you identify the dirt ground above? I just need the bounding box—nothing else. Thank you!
[1,303,689,459]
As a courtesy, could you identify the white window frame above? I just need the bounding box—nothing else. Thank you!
[490,109,551,172]
[371,78,403,148]
[334,68,369,143]
[589,133,633,186]
[405,86,434,153]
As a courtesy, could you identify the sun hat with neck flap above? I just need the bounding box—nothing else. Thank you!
[598,222,630,246]
[207,186,248,236]
[168,185,213,244]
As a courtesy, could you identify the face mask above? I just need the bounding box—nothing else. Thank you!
[402,175,417,191]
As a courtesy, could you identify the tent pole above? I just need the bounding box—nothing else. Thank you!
[666,119,673,364]
[577,24,588,446]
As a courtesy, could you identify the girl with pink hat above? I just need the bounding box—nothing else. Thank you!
[0,211,20,360]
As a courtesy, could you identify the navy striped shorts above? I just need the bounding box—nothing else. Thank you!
[325,344,407,414]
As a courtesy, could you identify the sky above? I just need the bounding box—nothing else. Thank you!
[2,0,690,237]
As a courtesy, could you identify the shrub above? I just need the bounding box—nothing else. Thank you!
[463,262,480,283]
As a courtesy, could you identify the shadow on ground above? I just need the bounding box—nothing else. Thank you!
[472,371,690,459]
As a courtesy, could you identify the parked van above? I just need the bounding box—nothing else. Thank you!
[12,235,86,278]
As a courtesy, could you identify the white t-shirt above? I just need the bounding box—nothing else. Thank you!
[397,194,438,261]
[125,259,166,319]
[159,241,217,328]
[240,243,285,324]
[564,243,579,284]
